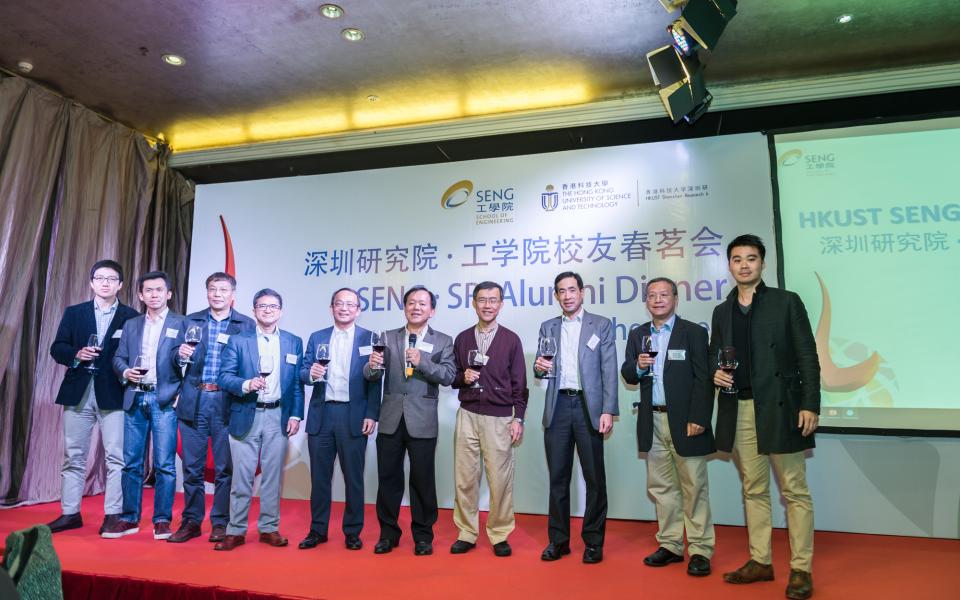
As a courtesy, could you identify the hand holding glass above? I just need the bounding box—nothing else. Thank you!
[641,334,657,377]
[183,325,202,364]
[257,355,274,398]
[315,343,330,382]
[467,349,484,390]
[85,333,102,373]
[370,330,386,371]
[539,336,557,379]
[718,346,739,395]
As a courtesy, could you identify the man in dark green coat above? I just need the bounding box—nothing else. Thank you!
[709,234,819,600]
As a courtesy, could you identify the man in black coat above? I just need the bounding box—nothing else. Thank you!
[621,277,714,577]
[709,234,820,600]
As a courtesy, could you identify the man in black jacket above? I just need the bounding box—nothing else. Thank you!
[47,260,139,534]
[622,277,714,577]
[710,234,819,600]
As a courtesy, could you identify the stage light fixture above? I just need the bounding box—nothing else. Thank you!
[646,45,711,124]
[658,0,688,12]
[670,0,737,51]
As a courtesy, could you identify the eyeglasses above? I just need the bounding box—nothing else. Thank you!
[92,276,120,283]
[255,303,281,311]
[333,301,358,309]
[646,293,674,302]
[475,297,501,306]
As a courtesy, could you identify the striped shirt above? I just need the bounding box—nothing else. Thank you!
[201,311,232,385]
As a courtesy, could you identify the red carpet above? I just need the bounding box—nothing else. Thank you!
[1,491,956,600]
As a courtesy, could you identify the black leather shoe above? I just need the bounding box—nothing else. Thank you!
[582,545,604,564]
[345,534,362,550]
[450,540,476,554]
[414,541,433,556]
[644,546,685,567]
[48,513,83,533]
[540,542,571,561]
[99,514,121,535]
[374,538,398,554]
[298,531,328,549]
[493,541,512,557]
[687,554,712,576]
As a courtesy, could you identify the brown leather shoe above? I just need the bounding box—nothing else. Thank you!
[723,559,775,584]
[259,531,288,547]
[786,569,813,599]
[214,534,245,551]
[167,520,201,543]
[208,525,227,543]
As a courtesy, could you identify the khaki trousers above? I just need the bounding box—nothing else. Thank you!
[453,409,516,544]
[733,399,814,572]
[647,412,715,557]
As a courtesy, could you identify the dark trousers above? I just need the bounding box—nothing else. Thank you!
[544,393,608,547]
[376,417,438,544]
[307,401,367,537]
[179,390,232,527]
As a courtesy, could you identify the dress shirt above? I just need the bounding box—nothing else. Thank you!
[474,324,498,357]
[254,326,281,402]
[558,309,583,391]
[201,310,232,384]
[325,324,355,402]
[94,299,119,342]
[644,314,676,406]
[140,308,169,384]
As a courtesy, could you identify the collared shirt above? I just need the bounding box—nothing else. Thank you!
[201,310,232,385]
[255,325,281,402]
[140,308,169,384]
[93,299,119,342]
[325,324,355,402]
[474,323,498,356]
[645,314,676,406]
[558,308,583,391]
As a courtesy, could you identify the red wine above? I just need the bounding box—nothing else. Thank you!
[372,344,387,353]
[471,363,485,372]
[186,341,199,348]
[316,358,331,367]
[541,354,555,361]
[132,367,148,376]
[259,371,272,378]
[720,366,736,374]
[646,351,659,358]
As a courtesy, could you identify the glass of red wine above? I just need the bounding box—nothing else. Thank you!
[539,336,557,379]
[641,334,658,377]
[315,343,331,382]
[86,333,102,373]
[183,325,202,364]
[718,346,739,394]
[370,330,386,371]
[467,349,484,391]
[132,354,149,380]
[258,355,274,399]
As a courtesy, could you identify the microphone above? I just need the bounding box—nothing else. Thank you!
[406,333,417,378]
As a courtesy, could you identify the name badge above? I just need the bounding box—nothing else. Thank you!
[668,349,686,360]
[217,333,230,344]
[359,345,372,356]
[285,353,299,365]
[586,334,600,350]
[112,330,123,339]
[165,328,179,339]
[416,341,434,353]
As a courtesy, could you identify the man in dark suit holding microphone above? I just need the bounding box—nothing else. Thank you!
[621,277,715,576]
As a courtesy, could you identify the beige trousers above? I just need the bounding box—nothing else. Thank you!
[453,409,516,544]
[647,412,715,557]
[733,399,814,572]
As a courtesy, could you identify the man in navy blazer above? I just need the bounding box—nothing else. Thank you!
[214,288,304,551]
[47,260,139,534]
[167,272,255,544]
[297,287,381,551]
[105,271,184,540]
[533,272,619,564]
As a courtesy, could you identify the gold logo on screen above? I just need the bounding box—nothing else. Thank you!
[440,180,474,209]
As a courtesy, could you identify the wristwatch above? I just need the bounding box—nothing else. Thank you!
[514,418,524,424]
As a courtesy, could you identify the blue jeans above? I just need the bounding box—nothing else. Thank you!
[179,390,232,527]
[121,391,178,524]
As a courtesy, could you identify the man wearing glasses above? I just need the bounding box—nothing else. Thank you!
[298,288,381,551]
[449,281,527,557]
[214,289,304,551]
[48,260,139,534]
[168,272,255,544]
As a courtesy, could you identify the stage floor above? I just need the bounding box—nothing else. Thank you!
[1,491,956,599]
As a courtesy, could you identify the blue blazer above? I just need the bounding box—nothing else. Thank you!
[173,308,255,423]
[112,311,186,411]
[299,326,382,437]
[218,329,305,438]
[50,300,139,409]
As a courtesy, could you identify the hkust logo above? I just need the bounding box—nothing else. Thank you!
[440,179,517,225]
[541,184,559,211]
[778,149,803,167]
[440,179,473,209]
[778,148,837,173]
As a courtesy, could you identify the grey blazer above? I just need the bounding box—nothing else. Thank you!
[363,325,455,438]
[536,310,619,430]
[113,311,185,411]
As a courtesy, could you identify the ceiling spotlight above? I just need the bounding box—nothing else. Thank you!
[670,0,738,51]
[668,22,694,56]
[837,14,853,24]
[341,28,364,42]
[320,4,343,19]
[161,54,186,66]
[17,60,34,74]
[646,45,711,124]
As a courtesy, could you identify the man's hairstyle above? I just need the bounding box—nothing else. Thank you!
[205,272,237,289]
[647,277,678,296]
[727,234,766,260]
[403,285,437,309]
[90,260,124,282]
[253,288,283,308]
[137,271,171,292]
[553,271,584,293]
[472,281,503,300]
[330,287,361,307]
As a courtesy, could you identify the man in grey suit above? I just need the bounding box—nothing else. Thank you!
[364,285,456,556]
[213,288,304,551]
[533,272,619,564]
[105,271,184,540]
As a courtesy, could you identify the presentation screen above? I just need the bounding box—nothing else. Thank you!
[774,117,960,433]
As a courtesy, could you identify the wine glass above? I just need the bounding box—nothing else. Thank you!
[132,354,149,384]
[315,343,330,382]
[467,349,484,391]
[370,330,386,371]
[641,334,658,377]
[85,333,102,373]
[718,346,739,395]
[258,354,274,399]
[539,336,557,379]
[182,325,202,364]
